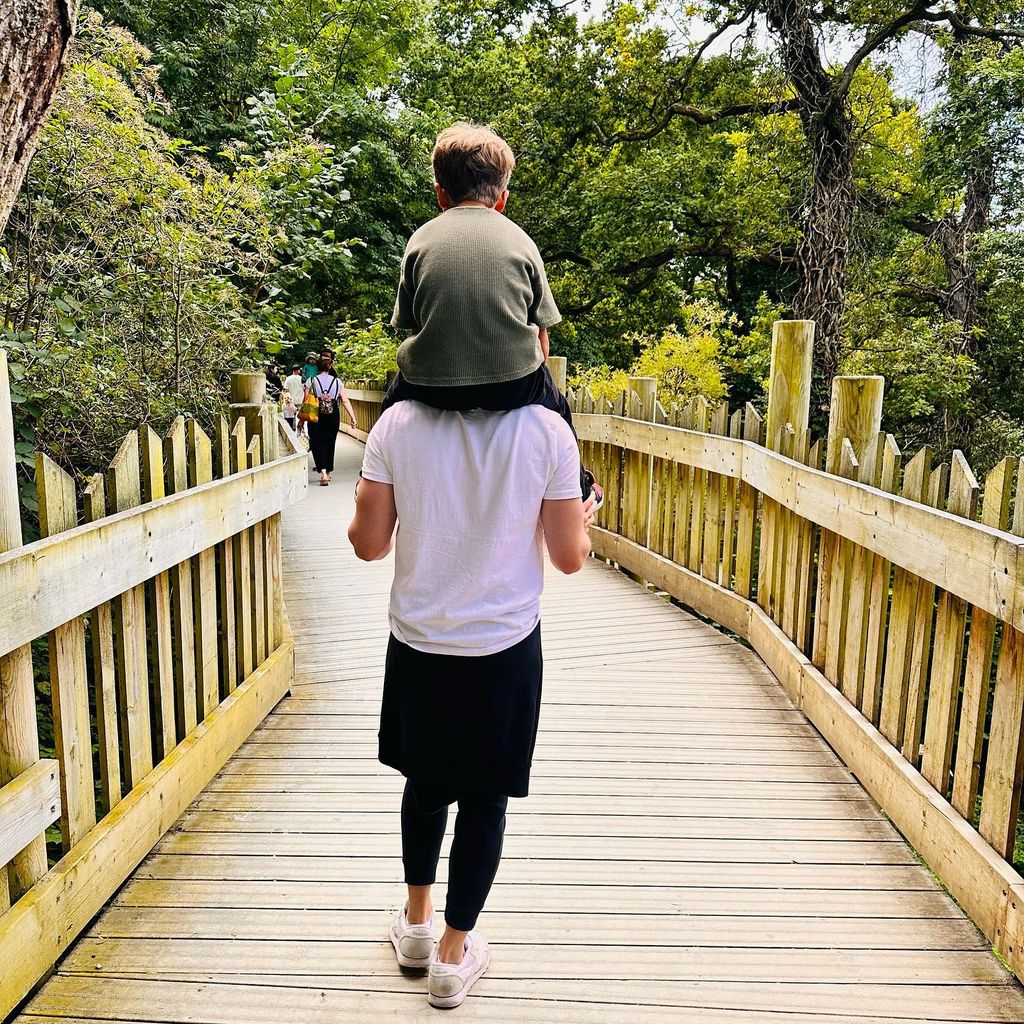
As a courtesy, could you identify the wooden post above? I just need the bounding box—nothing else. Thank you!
[822,375,885,694]
[230,370,268,445]
[765,320,814,452]
[36,454,96,852]
[546,356,567,394]
[0,349,47,902]
[825,376,885,475]
[230,371,266,405]
[760,321,813,621]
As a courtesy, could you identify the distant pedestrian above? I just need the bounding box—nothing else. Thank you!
[319,346,338,376]
[265,363,283,400]
[307,352,357,486]
[300,353,318,384]
[283,364,304,432]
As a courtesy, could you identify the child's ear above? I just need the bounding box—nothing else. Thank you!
[435,184,453,210]
[494,190,509,214]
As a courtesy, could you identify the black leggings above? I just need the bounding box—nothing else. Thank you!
[401,779,508,931]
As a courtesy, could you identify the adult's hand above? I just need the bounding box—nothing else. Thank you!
[582,493,597,531]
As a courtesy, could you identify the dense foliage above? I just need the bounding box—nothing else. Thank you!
[2,0,1023,493]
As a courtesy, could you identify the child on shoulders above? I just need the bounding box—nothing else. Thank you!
[383,121,599,506]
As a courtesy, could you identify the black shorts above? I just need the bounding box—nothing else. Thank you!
[378,624,543,799]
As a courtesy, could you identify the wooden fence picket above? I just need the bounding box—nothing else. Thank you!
[140,426,176,758]
[164,417,198,738]
[902,459,950,766]
[83,475,121,813]
[214,415,238,695]
[860,436,901,723]
[107,431,154,788]
[979,461,1024,857]
[36,454,95,851]
[921,451,978,794]
[230,419,254,682]
[951,457,1015,818]
[878,446,930,748]
[247,435,267,670]
[187,421,220,719]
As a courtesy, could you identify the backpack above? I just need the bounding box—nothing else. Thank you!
[314,376,340,416]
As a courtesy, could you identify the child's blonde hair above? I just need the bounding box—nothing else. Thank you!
[432,122,515,206]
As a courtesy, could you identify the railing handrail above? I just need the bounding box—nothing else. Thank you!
[576,412,1024,628]
[0,440,306,659]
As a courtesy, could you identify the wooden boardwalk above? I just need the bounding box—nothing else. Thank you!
[15,434,1024,1023]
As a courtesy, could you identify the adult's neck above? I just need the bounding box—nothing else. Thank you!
[450,201,495,209]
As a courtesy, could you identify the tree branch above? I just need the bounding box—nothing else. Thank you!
[835,3,1024,99]
[834,0,931,97]
[674,8,754,100]
[594,96,802,144]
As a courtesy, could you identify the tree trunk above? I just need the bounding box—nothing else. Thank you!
[0,0,79,233]
[793,108,856,382]
[931,152,994,356]
[764,0,856,382]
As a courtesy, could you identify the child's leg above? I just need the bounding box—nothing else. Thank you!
[382,371,536,413]
[529,367,595,502]
[380,372,418,413]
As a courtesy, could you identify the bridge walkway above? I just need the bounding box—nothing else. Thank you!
[14,435,1024,1023]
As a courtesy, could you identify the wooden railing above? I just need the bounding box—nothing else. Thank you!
[342,323,1024,980]
[342,380,387,441]
[0,360,307,1017]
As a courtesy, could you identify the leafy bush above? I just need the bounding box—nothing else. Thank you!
[332,319,399,382]
[570,302,730,408]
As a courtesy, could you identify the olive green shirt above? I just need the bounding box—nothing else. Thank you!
[391,207,561,386]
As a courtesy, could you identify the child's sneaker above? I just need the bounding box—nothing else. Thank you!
[389,905,436,969]
[427,931,490,1008]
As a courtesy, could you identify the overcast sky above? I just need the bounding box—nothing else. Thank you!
[568,1,946,108]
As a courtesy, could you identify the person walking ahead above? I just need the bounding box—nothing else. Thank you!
[348,402,594,1009]
[307,353,356,485]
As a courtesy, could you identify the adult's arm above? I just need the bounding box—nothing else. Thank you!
[538,326,550,360]
[541,495,594,574]
[348,478,398,560]
[338,383,358,427]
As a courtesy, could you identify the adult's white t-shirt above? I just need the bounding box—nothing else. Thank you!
[284,373,305,405]
[360,401,582,656]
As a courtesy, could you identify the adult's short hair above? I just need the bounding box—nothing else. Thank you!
[432,122,515,206]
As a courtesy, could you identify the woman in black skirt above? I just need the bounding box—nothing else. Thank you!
[306,352,356,485]
[348,400,594,1009]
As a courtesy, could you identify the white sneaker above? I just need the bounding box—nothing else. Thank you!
[389,905,436,969]
[428,931,490,1009]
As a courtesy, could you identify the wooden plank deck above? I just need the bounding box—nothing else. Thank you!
[14,434,1024,1023]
